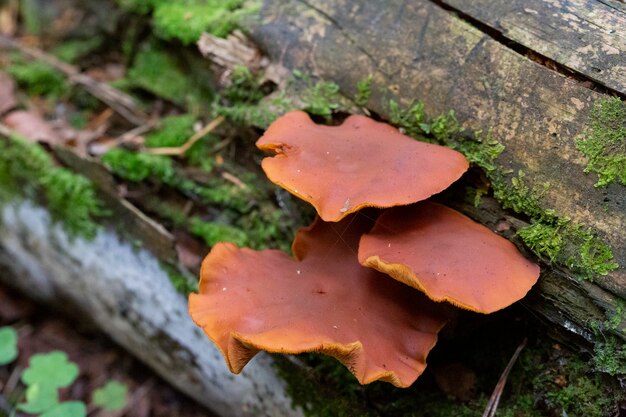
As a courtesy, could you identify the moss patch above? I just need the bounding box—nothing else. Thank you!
[384,100,618,281]
[577,97,626,187]
[6,57,69,98]
[116,0,257,44]
[215,69,356,128]
[0,135,108,239]
[101,147,297,251]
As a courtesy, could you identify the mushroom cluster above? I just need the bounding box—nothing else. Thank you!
[189,110,540,387]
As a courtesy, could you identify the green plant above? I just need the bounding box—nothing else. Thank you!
[92,381,128,411]
[0,330,129,417]
[0,327,18,365]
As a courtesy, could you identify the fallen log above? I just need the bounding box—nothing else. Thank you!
[249,0,626,345]
[0,200,302,417]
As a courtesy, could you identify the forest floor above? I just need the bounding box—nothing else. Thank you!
[0,1,625,417]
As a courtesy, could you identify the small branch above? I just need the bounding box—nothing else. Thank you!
[146,116,225,156]
[482,338,527,417]
[0,35,147,125]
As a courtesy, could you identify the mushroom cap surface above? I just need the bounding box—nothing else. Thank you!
[256,111,469,222]
[189,214,449,387]
[358,202,540,313]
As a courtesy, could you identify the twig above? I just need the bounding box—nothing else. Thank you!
[221,171,248,189]
[116,119,158,144]
[482,338,527,417]
[0,34,147,125]
[2,365,21,396]
[146,115,225,156]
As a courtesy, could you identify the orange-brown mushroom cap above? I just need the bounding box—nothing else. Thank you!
[358,202,540,314]
[188,214,449,387]
[256,111,469,222]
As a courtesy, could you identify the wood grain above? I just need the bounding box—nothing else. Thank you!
[439,0,626,95]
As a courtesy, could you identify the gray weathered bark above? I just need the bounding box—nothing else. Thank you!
[0,201,302,417]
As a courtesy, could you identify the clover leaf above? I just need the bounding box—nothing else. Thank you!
[92,380,128,411]
[39,401,87,417]
[17,383,59,414]
[0,327,18,365]
[21,351,79,388]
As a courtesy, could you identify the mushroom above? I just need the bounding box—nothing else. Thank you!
[358,202,541,313]
[189,213,449,387]
[256,111,469,222]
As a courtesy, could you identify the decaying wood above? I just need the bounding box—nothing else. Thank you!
[248,0,625,341]
[0,200,302,417]
[438,0,626,95]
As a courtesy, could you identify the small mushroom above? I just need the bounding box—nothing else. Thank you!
[189,213,449,387]
[358,202,540,314]
[256,111,469,222]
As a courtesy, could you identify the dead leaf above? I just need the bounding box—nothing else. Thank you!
[3,110,59,143]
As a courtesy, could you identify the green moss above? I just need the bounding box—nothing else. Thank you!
[115,0,155,14]
[40,169,110,238]
[189,217,248,247]
[116,0,257,43]
[539,357,622,417]
[493,172,617,279]
[492,171,549,221]
[0,136,108,239]
[383,100,618,280]
[145,115,196,148]
[592,337,626,376]
[102,148,176,183]
[153,0,247,44]
[301,81,342,118]
[354,75,373,108]
[577,97,626,187]
[7,58,69,98]
[124,42,211,107]
[589,302,626,375]
[102,148,249,209]
[517,222,564,262]
[52,38,103,63]
[100,148,300,247]
[216,69,357,128]
[273,356,373,417]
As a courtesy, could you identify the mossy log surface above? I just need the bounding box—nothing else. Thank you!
[249,0,626,343]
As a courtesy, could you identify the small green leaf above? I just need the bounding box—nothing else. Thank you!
[17,383,59,413]
[21,351,79,388]
[39,401,87,417]
[92,380,128,411]
[0,327,18,365]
